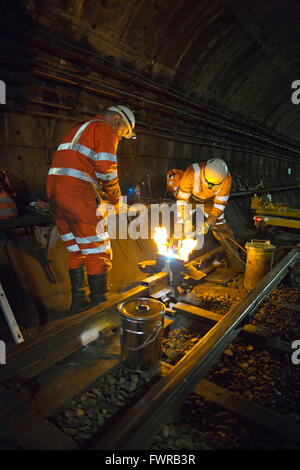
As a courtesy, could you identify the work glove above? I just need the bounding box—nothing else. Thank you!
[197,221,210,235]
[184,218,194,238]
[206,215,218,227]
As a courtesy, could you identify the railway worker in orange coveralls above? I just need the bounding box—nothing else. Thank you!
[47,105,135,314]
[166,169,184,198]
[177,159,244,273]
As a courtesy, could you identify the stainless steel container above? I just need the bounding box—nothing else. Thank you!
[118,298,165,372]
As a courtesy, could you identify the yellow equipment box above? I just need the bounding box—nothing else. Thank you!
[251,195,300,230]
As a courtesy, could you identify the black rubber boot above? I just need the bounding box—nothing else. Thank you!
[68,267,89,314]
[87,272,108,308]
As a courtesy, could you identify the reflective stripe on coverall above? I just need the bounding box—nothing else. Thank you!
[46,115,121,275]
[176,162,238,262]
[177,162,231,222]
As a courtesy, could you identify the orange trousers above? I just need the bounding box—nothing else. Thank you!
[47,177,112,275]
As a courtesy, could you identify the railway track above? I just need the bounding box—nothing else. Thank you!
[0,245,299,451]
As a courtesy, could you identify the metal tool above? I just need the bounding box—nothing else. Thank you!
[251,195,300,230]
[0,282,24,344]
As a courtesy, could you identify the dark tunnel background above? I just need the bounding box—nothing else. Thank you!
[0,0,300,201]
[0,0,300,328]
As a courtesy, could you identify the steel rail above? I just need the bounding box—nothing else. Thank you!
[0,273,168,383]
[94,246,299,450]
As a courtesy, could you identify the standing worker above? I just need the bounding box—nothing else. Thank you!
[47,105,136,314]
[176,159,244,273]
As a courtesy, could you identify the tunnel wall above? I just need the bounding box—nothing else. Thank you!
[1,1,300,204]
[1,112,299,206]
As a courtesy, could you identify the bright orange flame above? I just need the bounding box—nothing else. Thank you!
[154,227,169,255]
[154,227,196,261]
[178,237,197,262]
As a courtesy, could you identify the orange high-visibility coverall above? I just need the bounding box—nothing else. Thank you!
[0,169,17,220]
[166,169,184,197]
[177,162,244,272]
[46,115,121,275]
[177,162,231,224]
[177,161,233,241]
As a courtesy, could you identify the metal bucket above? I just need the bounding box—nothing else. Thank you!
[244,240,275,291]
[118,298,165,372]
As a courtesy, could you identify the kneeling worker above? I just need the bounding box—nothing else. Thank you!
[176,159,244,273]
[47,105,136,314]
[166,169,184,198]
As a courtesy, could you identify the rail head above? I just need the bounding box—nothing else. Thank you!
[93,245,299,450]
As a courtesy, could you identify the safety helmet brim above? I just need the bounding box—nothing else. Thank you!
[107,105,135,139]
[204,159,228,185]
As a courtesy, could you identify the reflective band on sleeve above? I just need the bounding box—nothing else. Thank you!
[76,233,109,244]
[95,171,118,181]
[81,241,111,255]
[60,232,75,242]
[66,244,80,252]
[192,163,200,194]
[48,167,101,190]
[215,219,226,225]
[215,195,229,202]
[96,152,117,162]
[177,190,190,200]
[173,186,178,191]
[213,203,226,211]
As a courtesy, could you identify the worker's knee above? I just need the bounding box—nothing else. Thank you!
[68,252,86,270]
[86,255,112,275]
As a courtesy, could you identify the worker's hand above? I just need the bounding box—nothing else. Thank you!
[197,221,210,235]
[206,216,218,226]
[183,219,195,238]
[203,221,210,234]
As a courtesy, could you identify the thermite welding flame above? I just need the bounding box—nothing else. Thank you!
[154,227,197,262]
[154,227,170,255]
[178,237,197,262]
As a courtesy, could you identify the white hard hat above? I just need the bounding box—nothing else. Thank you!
[204,159,228,185]
[107,105,135,139]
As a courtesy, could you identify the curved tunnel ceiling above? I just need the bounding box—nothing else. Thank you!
[6,0,300,146]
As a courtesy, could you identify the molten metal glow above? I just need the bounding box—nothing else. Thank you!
[154,227,169,255]
[178,237,197,262]
[80,328,99,346]
[154,227,196,261]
